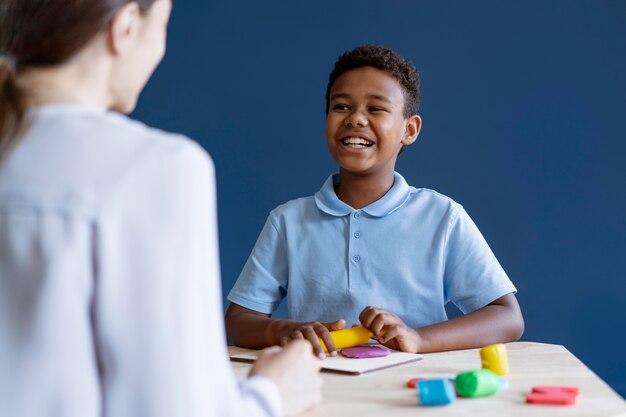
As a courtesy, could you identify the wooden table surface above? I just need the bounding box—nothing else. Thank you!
[229,342,626,417]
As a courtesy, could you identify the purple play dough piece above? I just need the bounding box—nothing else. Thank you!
[340,345,390,359]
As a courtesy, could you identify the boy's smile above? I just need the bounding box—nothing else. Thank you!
[325,66,421,180]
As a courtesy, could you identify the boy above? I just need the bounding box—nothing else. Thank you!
[225,45,524,359]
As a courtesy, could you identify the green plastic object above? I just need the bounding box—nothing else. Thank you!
[454,369,501,398]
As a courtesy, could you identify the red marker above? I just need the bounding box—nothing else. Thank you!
[526,386,579,405]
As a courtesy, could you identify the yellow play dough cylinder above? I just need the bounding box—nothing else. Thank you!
[319,326,373,352]
[480,343,509,376]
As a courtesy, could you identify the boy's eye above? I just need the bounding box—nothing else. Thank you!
[333,104,349,111]
[369,107,386,112]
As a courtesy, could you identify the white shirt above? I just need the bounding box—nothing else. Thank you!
[0,104,281,417]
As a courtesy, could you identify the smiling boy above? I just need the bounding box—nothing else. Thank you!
[225,45,524,358]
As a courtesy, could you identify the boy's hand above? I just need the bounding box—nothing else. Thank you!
[279,319,346,359]
[359,306,422,353]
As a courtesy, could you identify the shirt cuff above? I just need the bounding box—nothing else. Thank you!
[239,375,283,417]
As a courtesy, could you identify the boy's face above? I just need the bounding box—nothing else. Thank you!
[325,66,421,179]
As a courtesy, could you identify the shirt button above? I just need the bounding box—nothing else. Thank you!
[353,231,361,239]
[354,211,361,219]
[353,255,361,262]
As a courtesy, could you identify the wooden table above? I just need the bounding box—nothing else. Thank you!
[229,342,626,417]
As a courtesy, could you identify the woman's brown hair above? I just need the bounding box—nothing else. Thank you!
[0,0,158,157]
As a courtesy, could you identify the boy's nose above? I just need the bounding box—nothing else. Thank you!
[344,114,367,127]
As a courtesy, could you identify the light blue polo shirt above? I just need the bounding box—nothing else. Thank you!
[228,172,516,328]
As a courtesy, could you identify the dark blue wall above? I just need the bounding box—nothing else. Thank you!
[133,0,626,397]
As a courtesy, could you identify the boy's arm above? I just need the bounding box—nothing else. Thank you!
[414,292,523,352]
[225,303,346,358]
[225,303,275,348]
[360,293,524,353]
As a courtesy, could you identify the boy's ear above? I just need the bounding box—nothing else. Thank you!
[402,115,422,146]
[107,2,141,55]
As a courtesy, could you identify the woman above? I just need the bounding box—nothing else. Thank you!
[0,1,321,416]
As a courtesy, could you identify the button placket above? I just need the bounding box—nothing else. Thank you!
[348,210,363,289]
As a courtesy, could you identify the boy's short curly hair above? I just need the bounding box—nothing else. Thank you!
[325,44,420,118]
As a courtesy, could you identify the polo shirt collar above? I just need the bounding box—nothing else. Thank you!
[314,172,412,217]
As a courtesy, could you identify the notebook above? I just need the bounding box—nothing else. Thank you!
[230,344,423,375]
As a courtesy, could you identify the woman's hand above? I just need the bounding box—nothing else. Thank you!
[359,306,422,353]
[250,340,322,415]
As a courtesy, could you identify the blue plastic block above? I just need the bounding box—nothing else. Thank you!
[417,379,456,406]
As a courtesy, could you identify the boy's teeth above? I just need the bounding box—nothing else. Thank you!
[343,137,373,146]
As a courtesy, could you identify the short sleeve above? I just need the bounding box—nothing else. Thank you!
[443,205,517,314]
[227,213,288,314]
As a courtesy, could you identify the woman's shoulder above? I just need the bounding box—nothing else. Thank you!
[0,106,212,218]
[94,109,209,161]
[73,106,213,178]
[31,104,207,160]
[86,111,214,206]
